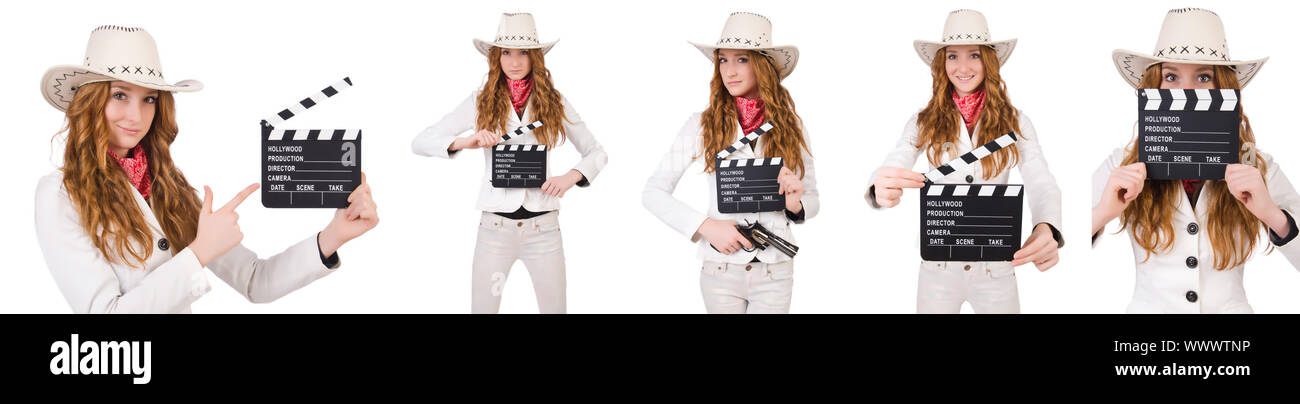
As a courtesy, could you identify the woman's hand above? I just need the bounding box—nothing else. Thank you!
[870,167,926,208]
[1012,223,1060,271]
[318,173,380,257]
[449,129,501,151]
[541,170,583,198]
[190,184,259,267]
[1093,162,1146,235]
[696,218,753,255]
[1224,163,1290,237]
[777,167,804,213]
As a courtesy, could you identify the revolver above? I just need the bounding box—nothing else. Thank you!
[712,221,799,258]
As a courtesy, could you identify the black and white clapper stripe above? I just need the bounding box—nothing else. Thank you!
[716,122,775,160]
[1140,89,1239,111]
[500,120,544,143]
[262,77,358,140]
[496,144,547,152]
[719,157,781,168]
[924,184,1022,197]
[922,132,1018,183]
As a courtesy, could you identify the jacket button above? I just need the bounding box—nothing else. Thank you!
[963,264,972,271]
[1186,256,1198,269]
[157,238,169,251]
[516,222,523,227]
[1186,291,1199,303]
[1187,222,1199,235]
[745,265,752,271]
[964,175,974,183]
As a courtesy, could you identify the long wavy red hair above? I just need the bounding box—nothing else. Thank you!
[915,46,1022,178]
[476,46,567,147]
[699,49,809,176]
[1119,64,1265,270]
[57,82,201,266]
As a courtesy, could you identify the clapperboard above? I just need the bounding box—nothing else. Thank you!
[1137,89,1240,180]
[491,121,547,188]
[715,122,784,214]
[259,77,362,208]
[920,132,1023,261]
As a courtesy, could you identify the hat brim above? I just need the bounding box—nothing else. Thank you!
[1112,49,1268,89]
[41,64,201,112]
[473,38,558,57]
[913,39,1017,67]
[689,41,799,80]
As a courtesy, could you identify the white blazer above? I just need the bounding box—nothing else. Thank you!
[34,172,339,313]
[1092,148,1300,313]
[868,111,1064,274]
[642,113,820,264]
[411,91,608,213]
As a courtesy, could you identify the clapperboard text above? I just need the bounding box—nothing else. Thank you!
[1137,88,1240,180]
[49,334,151,384]
[260,77,363,208]
[919,132,1024,262]
[715,122,784,214]
[492,121,547,188]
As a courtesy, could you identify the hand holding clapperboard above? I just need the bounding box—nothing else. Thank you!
[260,77,362,208]
[919,133,1024,262]
[710,122,800,257]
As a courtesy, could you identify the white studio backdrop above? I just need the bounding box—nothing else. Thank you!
[2,0,1298,313]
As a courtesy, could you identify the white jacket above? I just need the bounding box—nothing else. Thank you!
[411,91,608,213]
[1092,148,1300,314]
[868,111,1064,273]
[642,113,820,264]
[34,172,339,313]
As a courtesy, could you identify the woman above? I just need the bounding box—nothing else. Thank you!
[643,12,817,314]
[867,9,1063,314]
[412,13,607,314]
[35,25,380,313]
[1093,8,1300,313]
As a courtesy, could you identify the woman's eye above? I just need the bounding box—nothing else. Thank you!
[970,53,981,59]
[520,50,529,55]
[144,96,157,104]
[502,50,510,55]
[718,57,727,63]
[1198,74,1213,83]
[738,57,748,63]
[947,54,957,60]
[1164,73,1177,82]
[112,92,127,100]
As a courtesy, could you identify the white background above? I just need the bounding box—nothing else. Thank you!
[2,0,1298,313]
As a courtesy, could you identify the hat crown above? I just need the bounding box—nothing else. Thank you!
[1150,8,1232,62]
[82,25,168,82]
[713,12,773,48]
[938,9,993,43]
[493,13,541,46]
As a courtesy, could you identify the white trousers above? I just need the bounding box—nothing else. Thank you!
[471,211,566,314]
[699,260,794,314]
[916,261,1020,314]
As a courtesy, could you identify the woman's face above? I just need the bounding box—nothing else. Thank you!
[1158,62,1216,89]
[104,81,158,155]
[944,45,985,97]
[718,49,759,99]
[500,48,532,80]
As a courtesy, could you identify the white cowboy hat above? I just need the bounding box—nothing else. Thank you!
[41,25,202,112]
[1112,8,1266,88]
[473,13,558,56]
[690,12,799,79]
[913,9,1017,66]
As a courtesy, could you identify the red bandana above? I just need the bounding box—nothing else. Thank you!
[508,77,533,114]
[109,144,151,199]
[952,89,986,133]
[735,97,766,135]
[1183,180,1201,201]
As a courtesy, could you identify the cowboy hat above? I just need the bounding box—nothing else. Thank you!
[913,9,1017,66]
[690,12,799,79]
[41,25,201,112]
[1112,8,1266,88]
[473,13,558,56]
